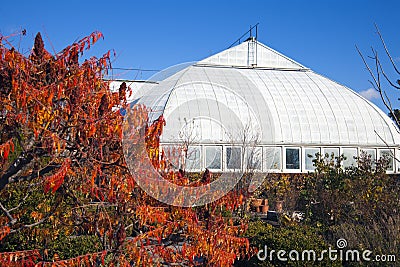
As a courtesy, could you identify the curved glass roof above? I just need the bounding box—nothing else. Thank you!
[132,39,400,147]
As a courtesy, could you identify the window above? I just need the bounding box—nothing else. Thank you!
[185,146,201,171]
[361,149,376,169]
[162,145,181,169]
[226,147,242,170]
[246,147,262,170]
[205,146,222,170]
[264,147,281,170]
[323,148,339,159]
[342,148,358,168]
[285,147,300,170]
[379,149,394,171]
[323,147,339,165]
[305,148,319,171]
[397,149,400,173]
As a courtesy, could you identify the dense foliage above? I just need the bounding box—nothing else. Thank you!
[0,31,251,266]
[238,153,399,266]
[236,221,341,267]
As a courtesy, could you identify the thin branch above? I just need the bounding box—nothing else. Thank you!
[9,217,48,233]
[0,202,16,225]
[7,163,60,186]
[376,52,400,90]
[8,190,30,212]
[375,23,400,75]
[9,197,61,233]
[373,48,381,89]
[356,45,400,128]
[374,130,399,164]
[356,46,380,90]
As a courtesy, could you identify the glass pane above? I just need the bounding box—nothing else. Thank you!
[205,146,222,170]
[246,147,262,170]
[286,148,300,170]
[185,146,201,170]
[226,147,242,170]
[342,148,358,168]
[397,150,400,172]
[264,147,281,170]
[305,148,319,170]
[323,148,339,159]
[379,149,394,171]
[162,145,180,169]
[361,149,376,169]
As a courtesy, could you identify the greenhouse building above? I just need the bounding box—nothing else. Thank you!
[113,37,400,173]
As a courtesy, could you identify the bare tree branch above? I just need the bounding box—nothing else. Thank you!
[8,196,61,234]
[375,23,400,75]
[356,43,400,129]
[0,202,16,225]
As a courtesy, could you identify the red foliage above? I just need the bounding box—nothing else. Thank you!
[0,139,14,161]
[0,226,10,242]
[0,250,41,267]
[43,158,71,193]
[0,31,253,266]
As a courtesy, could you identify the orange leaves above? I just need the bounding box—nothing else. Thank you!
[99,51,111,69]
[44,158,71,193]
[92,31,104,44]
[183,221,250,265]
[135,206,168,226]
[127,206,252,266]
[35,108,54,128]
[0,249,41,267]
[57,31,104,64]
[3,48,30,73]
[46,91,54,106]
[0,31,253,267]
[0,139,14,161]
[145,115,166,168]
[0,226,10,242]
[0,241,106,266]
[0,31,124,267]
[87,124,97,138]
[82,31,104,52]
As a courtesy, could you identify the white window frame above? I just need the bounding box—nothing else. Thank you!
[245,146,262,172]
[378,148,394,173]
[204,145,223,171]
[225,146,242,171]
[264,146,282,172]
[284,147,301,172]
[303,147,320,172]
[341,147,358,169]
[360,148,377,170]
[184,145,202,172]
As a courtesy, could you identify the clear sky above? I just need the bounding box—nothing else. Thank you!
[1,0,399,112]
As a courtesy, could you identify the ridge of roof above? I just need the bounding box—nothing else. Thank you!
[198,39,307,70]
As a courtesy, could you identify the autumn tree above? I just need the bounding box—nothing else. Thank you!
[0,31,251,266]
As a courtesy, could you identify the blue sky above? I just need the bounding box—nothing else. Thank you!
[1,0,399,112]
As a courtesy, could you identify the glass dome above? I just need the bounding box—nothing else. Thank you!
[128,39,400,173]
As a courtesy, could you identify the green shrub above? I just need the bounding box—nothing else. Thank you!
[236,220,341,267]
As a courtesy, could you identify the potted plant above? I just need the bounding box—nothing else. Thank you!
[274,174,290,213]
[261,203,269,214]
[275,200,283,213]
[251,198,263,212]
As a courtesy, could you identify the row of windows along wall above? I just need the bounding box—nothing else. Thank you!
[160,144,398,173]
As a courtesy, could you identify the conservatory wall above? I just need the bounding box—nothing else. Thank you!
[160,144,397,173]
